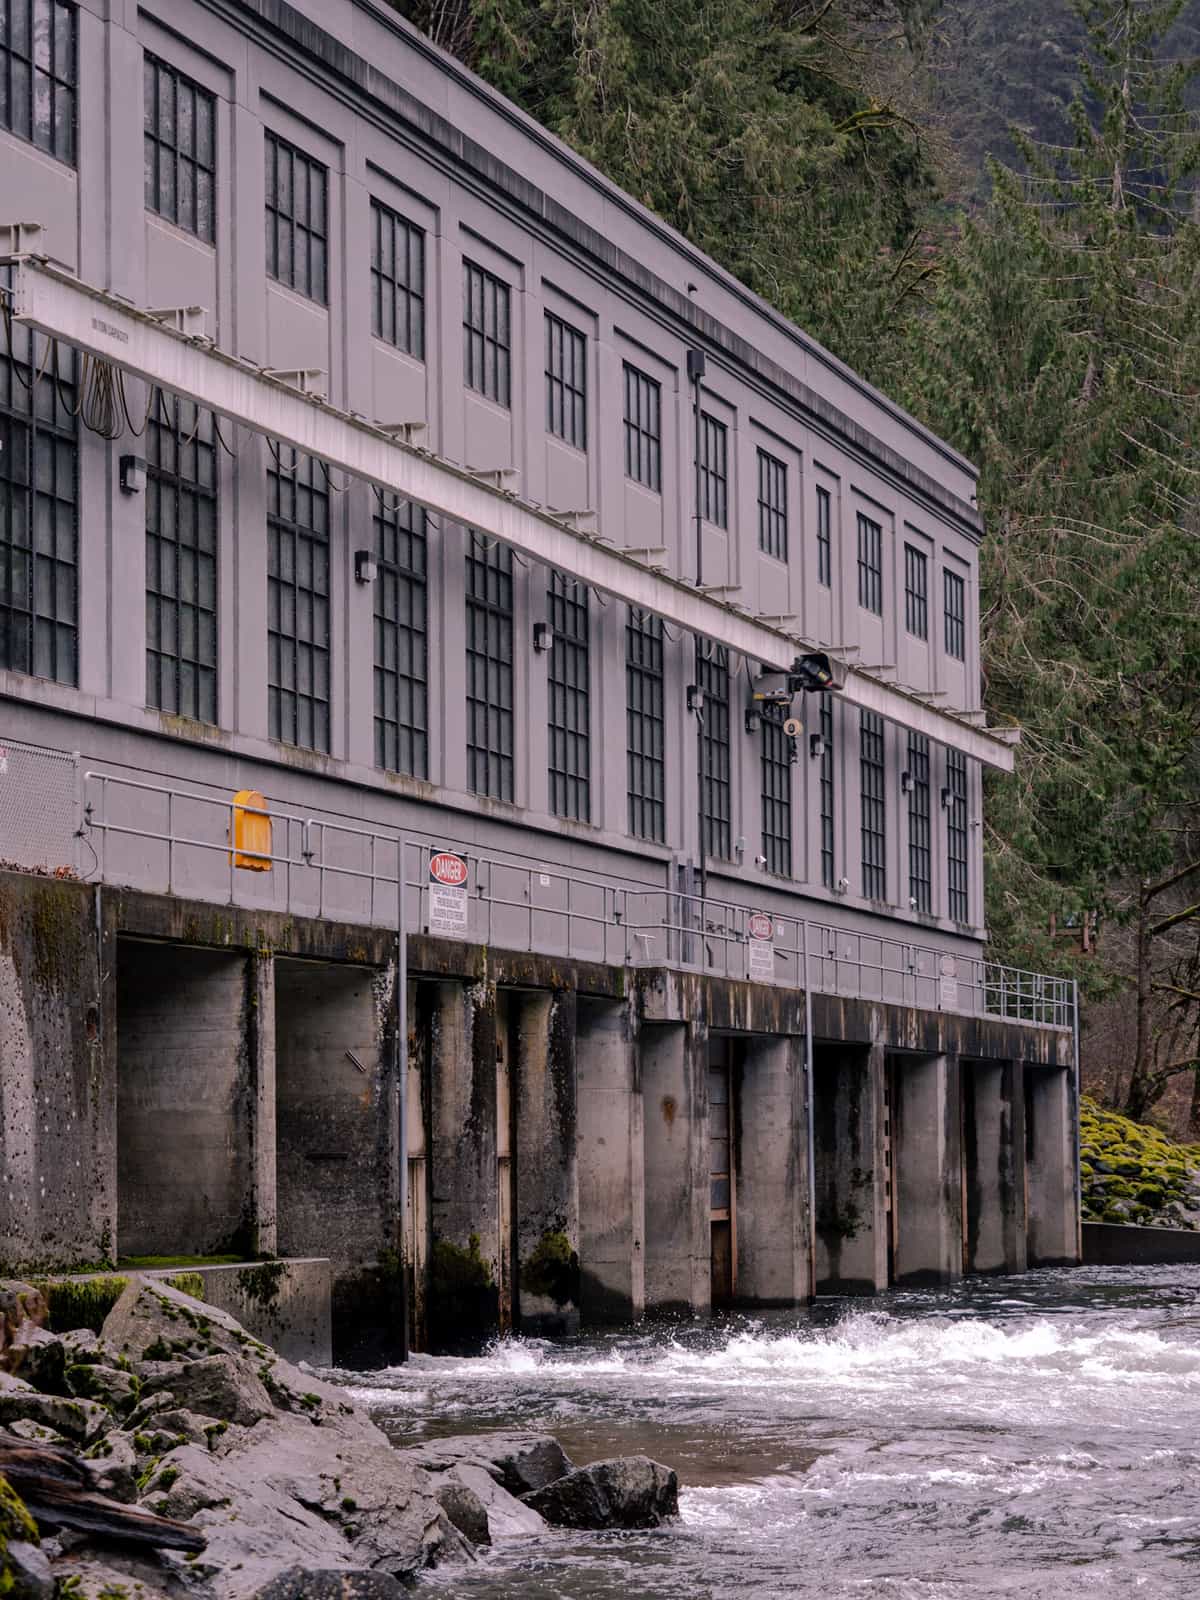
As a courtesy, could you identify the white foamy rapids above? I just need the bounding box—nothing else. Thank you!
[344,1312,1200,1436]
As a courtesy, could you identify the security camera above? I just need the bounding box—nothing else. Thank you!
[753,853,768,868]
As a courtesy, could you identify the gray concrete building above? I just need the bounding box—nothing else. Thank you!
[0,0,1078,1362]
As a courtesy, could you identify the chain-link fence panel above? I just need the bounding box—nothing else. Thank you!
[0,736,79,873]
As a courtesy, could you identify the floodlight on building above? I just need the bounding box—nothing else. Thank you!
[788,652,845,693]
[119,455,146,495]
[900,769,913,794]
[532,620,554,653]
[809,732,826,761]
[744,707,763,735]
[353,549,378,584]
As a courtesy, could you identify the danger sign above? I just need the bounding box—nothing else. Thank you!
[428,850,469,934]
[748,911,775,983]
[748,912,773,941]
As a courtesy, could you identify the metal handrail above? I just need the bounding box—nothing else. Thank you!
[76,765,1073,1031]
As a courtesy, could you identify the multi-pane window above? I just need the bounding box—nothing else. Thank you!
[947,749,970,922]
[1,0,76,164]
[860,711,886,900]
[623,363,661,492]
[944,569,966,661]
[373,494,427,779]
[904,543,928,640]
[370,200,424,359]
[700,644,731,859]
[816,485,832,588]
[757,449,787,561]
[143,55,215,243]
[267,448,330,752]
[463,261,511,407]
[547,573,590,821]
[760,706,792,877]
[699,412,728,529]
[857,513,883,615]
[145,395,217,722]
[545,313,586,450]
[0,263,77,684]
[265,132,328,304]
[819,699,835,890]
[627,608,665,842]
[906,732,931,913]
[465,533,514,800]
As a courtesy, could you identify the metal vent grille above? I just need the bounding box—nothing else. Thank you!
[0,736,78,872]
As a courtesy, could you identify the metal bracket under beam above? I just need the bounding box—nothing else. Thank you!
[5,253,1016,771]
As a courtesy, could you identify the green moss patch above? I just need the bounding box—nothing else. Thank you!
[163,1273,207,1300]
[520,1229,580,1307]
[1080,1097,1200,1229]
[33,1275,129,1334]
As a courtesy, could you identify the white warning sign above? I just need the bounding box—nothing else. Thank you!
[748,911,775,983]
[938,954,959,1011]
[428,850,469,935]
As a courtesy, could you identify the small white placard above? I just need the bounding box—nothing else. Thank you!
[747,912,775,983]
[429,882,468,934]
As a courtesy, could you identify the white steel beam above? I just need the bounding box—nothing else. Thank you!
[7,255,1016,771]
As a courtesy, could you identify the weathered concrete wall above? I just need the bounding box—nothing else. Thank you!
[274,957,401,1362]
[892,1053,963,1286]
[577,998,645,1325]
[425,978,500,1349]
[813,1041,888,1294]
[962,1061,1026,1276]
[735,1035,811,1306]
[1027,1066,1079,1267]
[148,1259,333,1365]
[117,939,254,1260]
[513,988,580,1336]
[1082,1222,1200,1266]
[641,1022,710,1316]
[0,872,112,1272]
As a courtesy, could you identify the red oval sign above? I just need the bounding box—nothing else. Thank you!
[429,851,468,887]
[748,912,773,940]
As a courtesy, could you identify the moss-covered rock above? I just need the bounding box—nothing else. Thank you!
[1080,1097,1200,1229]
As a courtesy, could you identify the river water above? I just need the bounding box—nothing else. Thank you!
[336,1265,1200,1598]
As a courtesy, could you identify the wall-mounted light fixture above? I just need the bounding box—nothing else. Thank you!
[119,455,146,495]
[836,875,850,895]
[354,549,378,584]
[744,706,762,735]
[809,732,826,761]
[532,620,554,653]
[687,684,705,714]
[900,769,913,794]
[940,785,953,810]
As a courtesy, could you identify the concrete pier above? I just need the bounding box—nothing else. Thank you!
[735,1036,812,1306]
[513,988,580,1336]
[641,1022,711,1316]
[892,1052,964,1286]
[963,1060,1027,1276]
[576,999,645,1324]
[1026,1066,1079,1266]
[813,1041,888,1294]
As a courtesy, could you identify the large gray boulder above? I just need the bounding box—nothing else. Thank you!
[399,1430,572,1495]
[102,1279,272,1368]
[141,1353,273,1427]
[250,1569,409,1600]
[0,1374,109,1445]
[523,1455,679,1529]
[0,1283,48,1374]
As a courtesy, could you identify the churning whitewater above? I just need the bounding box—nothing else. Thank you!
[334,1265,1200,1598]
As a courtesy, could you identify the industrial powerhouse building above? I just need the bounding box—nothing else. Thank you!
[0,0,1078,1361]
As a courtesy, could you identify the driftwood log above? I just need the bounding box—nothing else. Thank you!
[0,1432,206,1553]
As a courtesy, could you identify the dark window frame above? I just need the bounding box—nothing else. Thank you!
[947,749,970,922]
[0,262,78,686]
[904,542,928,640]
[370,199,425,360]
[819,699,835,890]
[944,568,966,661]
[143,53,216,243]
[1,0,76,165]
[267,446,331,753]
[545,312,587,451]
[145,392,218,723]
[373,492,428,779]
[463,260,511,407]
[700,644,731,860]
[547,572,590,822]
[264,130,328,305]
[816,484,832,589]
[699,411,728,530]
[626,607,665,843]
[465,532,515,800]
[857,512,883,616]
[860,710,886,901]
[760,704,792,877]
[623,363,661,492]
[906,731,931,913]
[757,448,787,561]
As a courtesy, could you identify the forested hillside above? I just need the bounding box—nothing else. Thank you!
[391,1,1200,1133]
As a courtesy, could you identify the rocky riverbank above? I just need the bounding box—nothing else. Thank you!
[0,1277,678,1599]
[1079,1096,1200,1229]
